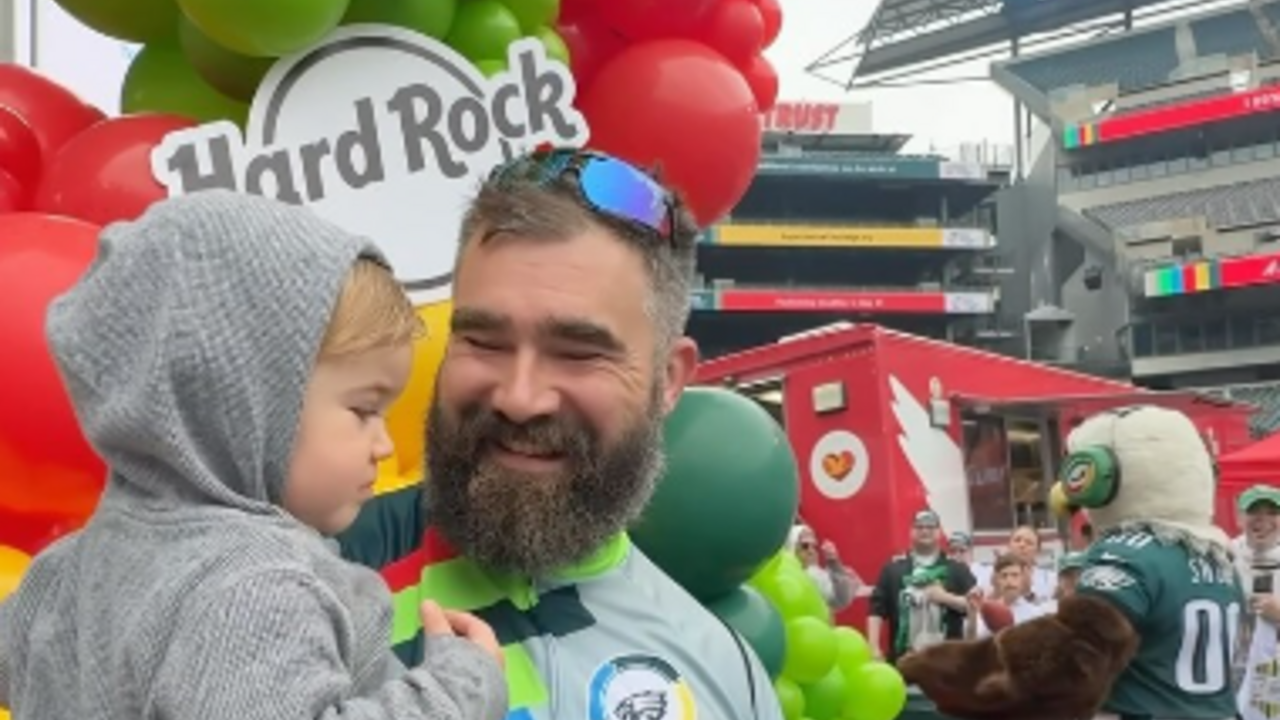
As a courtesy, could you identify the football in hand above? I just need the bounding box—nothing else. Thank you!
[980,600,1016,632]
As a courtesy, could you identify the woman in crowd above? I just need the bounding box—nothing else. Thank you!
[789,524,865,612]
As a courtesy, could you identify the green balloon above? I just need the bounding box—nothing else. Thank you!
[706,586,786,678]
[474,59,508,78]
[775,676,806,720]
[532,25,570,68]
[833,627,873,678]
[343,0,458,40]
[177,0,349,57]
[123,43,249,126]
[179,15,275,102]
[630,388,800,602]
[844,663,908,720]
[53,0,179,44]
[777,550,805,575]
[500,0,557,33]
[445,0,522,62]
[803,667,849,720]
[758,571,831,624]
[782,617,837,684]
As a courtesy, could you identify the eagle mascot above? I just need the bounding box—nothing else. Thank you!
[898,405,1242,720]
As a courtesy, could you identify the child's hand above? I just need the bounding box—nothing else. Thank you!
[419,601,505,669]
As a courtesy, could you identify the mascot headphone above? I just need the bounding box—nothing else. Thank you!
[1056,405,1219,511]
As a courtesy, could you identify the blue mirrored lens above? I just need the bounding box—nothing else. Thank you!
[578,157,668,233]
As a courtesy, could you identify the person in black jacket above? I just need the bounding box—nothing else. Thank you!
[867,510,976,664]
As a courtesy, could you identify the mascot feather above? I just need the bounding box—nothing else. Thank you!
[898,405,1242,720]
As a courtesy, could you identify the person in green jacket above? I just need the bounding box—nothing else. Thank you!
[338,148,783,720]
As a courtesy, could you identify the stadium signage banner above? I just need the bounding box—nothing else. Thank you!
[705,289,995,314]
[707,225,993,249]
[1144,251,1280,298]
[1064,85,1280,149]
[760,101,871,135]
[150,27,587,305]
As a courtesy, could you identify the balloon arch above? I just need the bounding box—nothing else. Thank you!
[0,1,907,719]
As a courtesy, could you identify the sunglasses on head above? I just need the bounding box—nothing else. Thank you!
[489,148,675,243]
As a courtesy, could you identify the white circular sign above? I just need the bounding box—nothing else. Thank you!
[809,430,870,500]
[151,27,588,305]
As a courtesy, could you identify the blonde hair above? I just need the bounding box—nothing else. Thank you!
[320,259,424,357]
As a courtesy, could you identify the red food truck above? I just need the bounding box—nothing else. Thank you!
[695,324,1253,630]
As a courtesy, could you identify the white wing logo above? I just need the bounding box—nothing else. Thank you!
[888,375,971,535]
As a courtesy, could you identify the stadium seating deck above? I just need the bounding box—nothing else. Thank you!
[1085,176,1280,230]
[1199,381,1280,436]
[1005,10,1272,96]
[1191,10,1269,60]
[1006,27,1180,94]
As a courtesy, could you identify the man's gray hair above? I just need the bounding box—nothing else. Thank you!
[456,164,700,347]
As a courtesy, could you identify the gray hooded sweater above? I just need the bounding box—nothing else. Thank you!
[0,191,507,720]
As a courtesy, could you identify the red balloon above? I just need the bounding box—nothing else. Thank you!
[559,16,629,97]
[754,0,783,47]
[0,213,105,537]
[34,114,194,227]
[560,0,597,23]
[581,40,762,225]
[0,105,42,191]
[0,65,105,165]
[0,168,25,213]
[741,54,779,113]
[697,1,766,66]
[596,0,718,41]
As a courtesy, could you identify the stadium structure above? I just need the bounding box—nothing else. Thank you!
[689,100,1011,361]
[805,0,1280,435]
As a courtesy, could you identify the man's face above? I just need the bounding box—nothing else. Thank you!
[1008,528,1039,563]
[425,226,697,575]
[912,524,940,553]
[994,563,1025,601]
[1247,503,1280,547]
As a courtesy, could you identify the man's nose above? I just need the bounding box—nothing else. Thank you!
[491,349,561,423]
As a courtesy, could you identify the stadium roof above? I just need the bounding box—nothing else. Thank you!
[808,0,1213,86]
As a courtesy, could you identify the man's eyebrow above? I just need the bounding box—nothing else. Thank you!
[451,307,510,333]
[539,316,625,353]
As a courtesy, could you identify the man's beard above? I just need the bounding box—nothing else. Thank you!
[424,387,666,577]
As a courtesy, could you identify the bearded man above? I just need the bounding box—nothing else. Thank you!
[338,149,781,720]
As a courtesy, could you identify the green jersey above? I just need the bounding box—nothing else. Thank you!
[1078,529,1244,719]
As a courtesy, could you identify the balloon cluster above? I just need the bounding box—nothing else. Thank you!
[49,0,778,226]
[632,389,908,720]
[747,553,908,720]
[563,0,780,224]
[0,65,200,556]
[0,65,189,224]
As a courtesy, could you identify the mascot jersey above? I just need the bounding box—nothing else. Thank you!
[338,486,782,720]
[1078,528,1243,719]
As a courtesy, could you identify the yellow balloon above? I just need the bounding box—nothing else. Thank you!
[382,300,452,486]
[373,459,418,496]
[0,545,32,602]
[1,708,9,720]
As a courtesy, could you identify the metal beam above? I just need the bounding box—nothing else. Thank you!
[0,0,16,63]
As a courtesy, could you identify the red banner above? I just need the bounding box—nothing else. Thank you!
[1220,252,1280,287]
[1072,86,1280,147]
[719,289,951,313]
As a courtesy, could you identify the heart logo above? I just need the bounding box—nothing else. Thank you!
[822,450,855,480]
